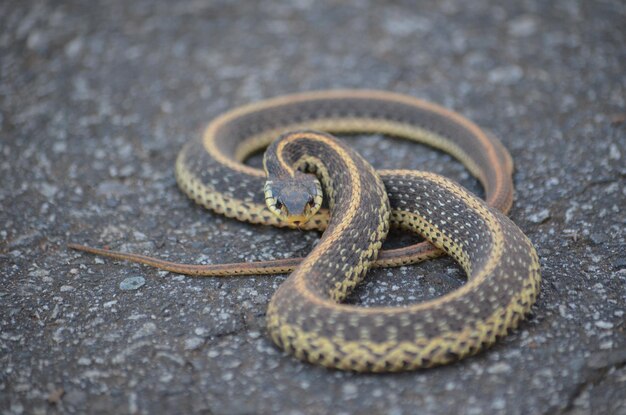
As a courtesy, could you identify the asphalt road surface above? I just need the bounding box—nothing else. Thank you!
[1,1,625,414]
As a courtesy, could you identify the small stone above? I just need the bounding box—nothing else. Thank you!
[53,327,65,343]
[120,276,145,291]
[38,182,59,199]
[595,321,613,329]
[64,37,83,58]
[194,327,208,337]
[60,285,75,292]
[589,233,607,245]
[132,322,157,339]
[223,359,241,369]
[77,357,92,366]
[508,15,538,37]
[488,65,523,85]
[184,336,204,350]
[52,141,67,154]
[527,209,551,224]
[609,143,621,160]
[118,165,135,178]
[492,397,506,410]
[599,341,613,350]
[27,30,46,50]
[341,382,358,399]
[487,362,512,374]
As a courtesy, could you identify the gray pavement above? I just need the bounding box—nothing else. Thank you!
[1,0,625,414]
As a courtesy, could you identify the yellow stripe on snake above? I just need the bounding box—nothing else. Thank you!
[70,90,541,372]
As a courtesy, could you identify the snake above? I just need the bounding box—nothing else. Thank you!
[70,90,541,372]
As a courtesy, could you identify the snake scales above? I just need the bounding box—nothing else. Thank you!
[70,90,541,372]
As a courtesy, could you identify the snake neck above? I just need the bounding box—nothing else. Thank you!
[264,130,391,301]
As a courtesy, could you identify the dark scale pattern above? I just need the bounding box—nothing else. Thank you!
[181,135,332,230]
[182,137,272,216]
[386,174,496,269]
[207,94,510,208]
[268,168,539,360]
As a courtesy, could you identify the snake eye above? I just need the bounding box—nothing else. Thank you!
[275,200,283,210]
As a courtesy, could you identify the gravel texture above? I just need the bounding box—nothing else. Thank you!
[1,1,625,414]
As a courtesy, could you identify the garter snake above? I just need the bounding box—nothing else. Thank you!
[70,90,541,371]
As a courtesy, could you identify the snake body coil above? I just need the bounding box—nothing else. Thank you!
[261,130,539,371]
[70,90,541,371]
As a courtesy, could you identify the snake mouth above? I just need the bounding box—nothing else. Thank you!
[267,202,315,225]
[284,213,311,226]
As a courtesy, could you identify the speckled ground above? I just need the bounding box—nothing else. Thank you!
[1,1,625,414]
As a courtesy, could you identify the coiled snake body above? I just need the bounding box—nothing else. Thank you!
[70,90,541,372]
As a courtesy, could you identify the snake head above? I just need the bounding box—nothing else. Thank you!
[264,175,323,225]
